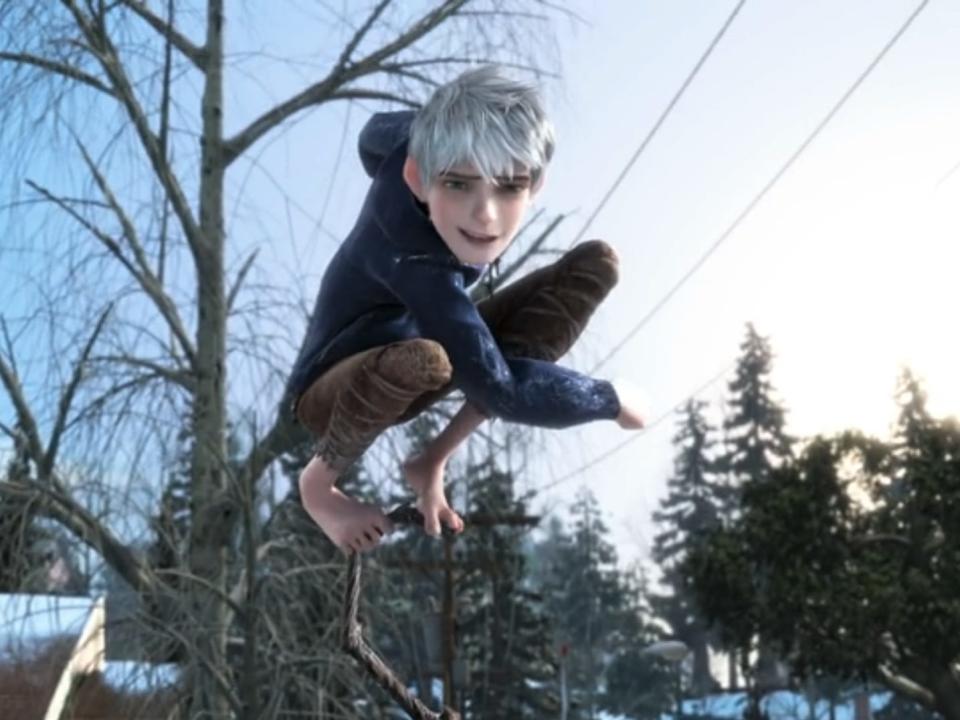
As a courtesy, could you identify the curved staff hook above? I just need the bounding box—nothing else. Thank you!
[341,504,461,720]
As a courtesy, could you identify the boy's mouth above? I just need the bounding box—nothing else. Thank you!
[459,228,498,243]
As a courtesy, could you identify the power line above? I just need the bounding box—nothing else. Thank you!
[936,157,960,188]
[568,0,748,250]
[520,359,735,503]
[589,0,932,375]
[524,0,933,503]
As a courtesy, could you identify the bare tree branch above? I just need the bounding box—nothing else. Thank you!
[498,212,564,286]
[42,304,112,479]
[0,478,155,594]
[117,0,207,70]
[0,51,117,97]
[0,325,46,466]
[227,540,284,611]
[90,354,194,391]
[155,615,244,715]
[329,87,419,105]
[66,371,174,432]
[156,0,175,287]
[335,0,393,72]
[223,0,469,164]
[157,567,248,621]
[26,177,198,368]
[73,138,199,368]
[60,0,205,260]
[851,533,911,549]
[352,0,469,82]
[239,411,307,495]
[226,249,258,316]
[877,663,935,708]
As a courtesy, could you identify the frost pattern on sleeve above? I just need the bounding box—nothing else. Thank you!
[381,255,620,429]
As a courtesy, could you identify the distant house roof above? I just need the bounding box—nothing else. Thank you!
[1,593,100,720]
[0,593,97,661]
[0,593,179,720]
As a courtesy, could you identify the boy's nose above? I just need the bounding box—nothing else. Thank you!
[473,194,497,223]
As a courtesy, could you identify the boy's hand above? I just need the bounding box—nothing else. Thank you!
[612,378,647,430]
[616,402,646,430]
[403,453,464,537]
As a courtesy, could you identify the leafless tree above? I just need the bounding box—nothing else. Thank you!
[0,2,570,717]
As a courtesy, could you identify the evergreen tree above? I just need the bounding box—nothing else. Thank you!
[536,488,638,719]
[719,323,793,688]
[359,410,561,718]
[0,422,43,591]
[376,408,464,708]
[721,324,793,497]
[0,422,86,594]
[602,563,676,720]
[687,371,960,719]
[457,454,557,718]
[651,399,723,695]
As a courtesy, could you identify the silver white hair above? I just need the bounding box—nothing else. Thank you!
[409,65,555,188]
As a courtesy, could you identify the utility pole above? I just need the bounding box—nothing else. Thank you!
[384,512,540,709]
[442,534,455,708]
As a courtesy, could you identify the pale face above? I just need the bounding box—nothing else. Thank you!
[403,157,542,265]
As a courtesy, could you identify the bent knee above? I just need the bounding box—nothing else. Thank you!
[377,339,453,392]
[568,239,619,287]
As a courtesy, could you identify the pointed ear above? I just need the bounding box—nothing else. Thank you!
[403,155,426,201]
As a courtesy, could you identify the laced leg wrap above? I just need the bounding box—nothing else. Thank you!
[314,340,452,470]
[494,239,619,362]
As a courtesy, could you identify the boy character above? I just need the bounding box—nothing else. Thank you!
[288,66,645,554]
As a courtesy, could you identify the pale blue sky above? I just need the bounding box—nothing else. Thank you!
[2,2,958,568]
[532,0,960,562]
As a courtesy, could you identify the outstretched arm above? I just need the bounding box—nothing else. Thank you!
[384,259,621,428]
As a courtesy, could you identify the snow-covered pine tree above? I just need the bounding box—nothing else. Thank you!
[651,399,724,695]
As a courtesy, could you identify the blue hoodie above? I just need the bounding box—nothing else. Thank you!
[285,111,620,428]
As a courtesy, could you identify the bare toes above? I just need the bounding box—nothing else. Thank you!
[364,531,380,551]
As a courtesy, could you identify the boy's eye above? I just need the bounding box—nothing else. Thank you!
[498,183,526,194]
[442,179,469,191]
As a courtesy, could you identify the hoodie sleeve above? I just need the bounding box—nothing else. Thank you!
[381,254,621,428]
[358,111,416,178]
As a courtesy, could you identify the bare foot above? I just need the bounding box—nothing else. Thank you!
[403,454,464,537]
[299,459,392,553]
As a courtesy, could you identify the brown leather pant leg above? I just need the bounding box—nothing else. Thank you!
[296,339,452,471]
[478,239,620,361]
[394,239,620,422]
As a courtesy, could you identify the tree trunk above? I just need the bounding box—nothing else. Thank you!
[755,641,782,690]
[188,1,231,718]
[932,670,960,720]
[690,630,716,695]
